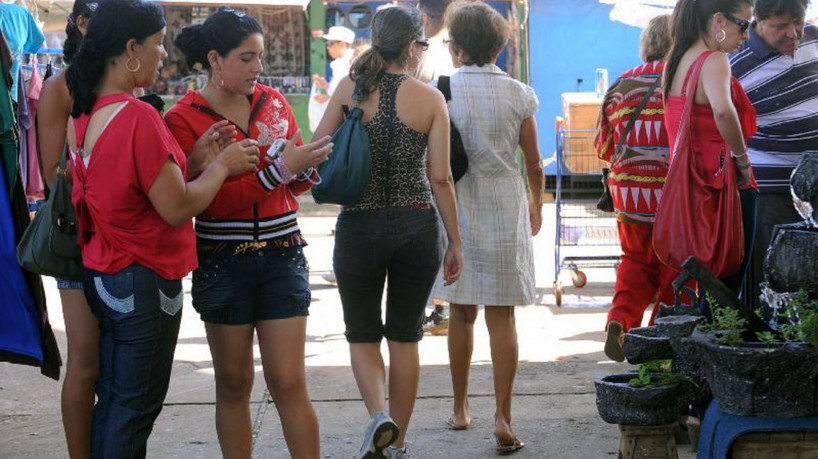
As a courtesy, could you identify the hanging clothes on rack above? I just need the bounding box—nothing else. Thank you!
[16,67,31,192]
[26,58,43,198]
[0,30,61,381]
[1,30,17,194]
[0,2,44,102]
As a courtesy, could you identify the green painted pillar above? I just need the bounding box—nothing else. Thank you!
[308,0,327,79]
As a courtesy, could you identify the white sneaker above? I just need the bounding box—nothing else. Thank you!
[359,412,398,458]
[322,271,337,284]
[386,444,409,459]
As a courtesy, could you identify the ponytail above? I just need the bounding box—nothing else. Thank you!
[66,37,106,117]
[665,0,704,96]
[349,6,423,98]
[350,47,389,95]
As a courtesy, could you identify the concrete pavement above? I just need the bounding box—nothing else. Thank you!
[0,205,696,458]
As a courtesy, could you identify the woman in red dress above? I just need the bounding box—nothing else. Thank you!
[663,0,758,309]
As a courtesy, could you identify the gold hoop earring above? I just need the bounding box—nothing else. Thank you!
[715,28,726,43]
[125,57,141,73]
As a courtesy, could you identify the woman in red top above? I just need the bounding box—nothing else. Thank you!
[166,9,332,458]
[64,0,259,456]
[663,0,758,304]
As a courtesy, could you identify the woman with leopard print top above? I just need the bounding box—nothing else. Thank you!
[312,6,462,458]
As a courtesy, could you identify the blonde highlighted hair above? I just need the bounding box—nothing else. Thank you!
[640,14,671,63]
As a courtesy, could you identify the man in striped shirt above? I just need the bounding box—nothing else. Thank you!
[729,0,818,309]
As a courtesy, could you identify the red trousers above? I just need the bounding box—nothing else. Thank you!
[608,221,682,331]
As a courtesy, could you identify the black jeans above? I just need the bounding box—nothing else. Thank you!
[740,190,801,310]
[700,188,758,321]
[334,207,442,343]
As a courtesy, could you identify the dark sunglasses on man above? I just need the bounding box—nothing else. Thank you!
[723,12,751,33]
[415,39,430,51]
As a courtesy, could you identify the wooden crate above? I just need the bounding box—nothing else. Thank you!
[731,431,818,459]
[618,424,678,459]
[561,92,605,174]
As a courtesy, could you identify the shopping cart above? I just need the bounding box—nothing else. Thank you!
[553,129,621,306]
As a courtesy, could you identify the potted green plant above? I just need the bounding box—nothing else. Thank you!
[595,360,695,426]
[685,292,818,417]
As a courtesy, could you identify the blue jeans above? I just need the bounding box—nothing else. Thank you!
[82,264,183,459]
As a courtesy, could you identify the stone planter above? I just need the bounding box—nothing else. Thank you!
[765,223,818,295]
[655,315,705,339]
[658,302,700,318]
[622,327,674,364]
[594,372,686,426]
[686,331,818,417]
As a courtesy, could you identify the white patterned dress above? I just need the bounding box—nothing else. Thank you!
[434,64,539,306]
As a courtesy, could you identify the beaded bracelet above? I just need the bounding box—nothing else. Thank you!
[273,156,295,184]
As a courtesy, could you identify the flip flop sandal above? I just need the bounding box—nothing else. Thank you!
[445,416,470,431]
[495,437,524,454]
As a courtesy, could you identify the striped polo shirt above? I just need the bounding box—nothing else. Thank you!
[730,23,818,192]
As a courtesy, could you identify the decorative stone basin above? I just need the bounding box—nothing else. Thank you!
[594,372,686,426]
[655,315,705,339]
[765,223,818,295]
[622,327,674,364]
[685,331,818,417]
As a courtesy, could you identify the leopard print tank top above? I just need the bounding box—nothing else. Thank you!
[345,73,432,211]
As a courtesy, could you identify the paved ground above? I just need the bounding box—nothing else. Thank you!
[0,204,696,458]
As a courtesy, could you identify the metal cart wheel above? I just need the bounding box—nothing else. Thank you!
[553,280,563,307]
[571,270,587,288]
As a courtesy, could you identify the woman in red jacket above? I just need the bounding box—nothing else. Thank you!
[166,8,332,458]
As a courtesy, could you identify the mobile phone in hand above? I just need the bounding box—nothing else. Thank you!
[267,139,286,160]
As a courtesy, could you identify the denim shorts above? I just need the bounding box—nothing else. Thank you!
[191,245,311,325]
[57,278,84,290]
[334,207,442,343]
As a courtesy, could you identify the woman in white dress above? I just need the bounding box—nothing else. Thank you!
[434,2,543,454]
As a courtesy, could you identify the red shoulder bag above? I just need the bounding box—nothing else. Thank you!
[653,52,744,278]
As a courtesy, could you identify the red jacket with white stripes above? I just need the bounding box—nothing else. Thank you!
[165,84,315,243]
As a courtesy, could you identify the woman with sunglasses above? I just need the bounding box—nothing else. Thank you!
[663,0,758,304]
[312,6,462,459]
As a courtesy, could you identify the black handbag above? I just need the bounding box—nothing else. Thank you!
[313,93,373,206]
[437,76,468,182]
[16,143,83,280]
[597,168,614,212]
[597,76,662,213]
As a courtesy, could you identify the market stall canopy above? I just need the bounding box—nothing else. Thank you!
[598,0,676,29]
[147,0,308,6]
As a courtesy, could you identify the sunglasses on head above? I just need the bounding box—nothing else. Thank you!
[723,12,750,33]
